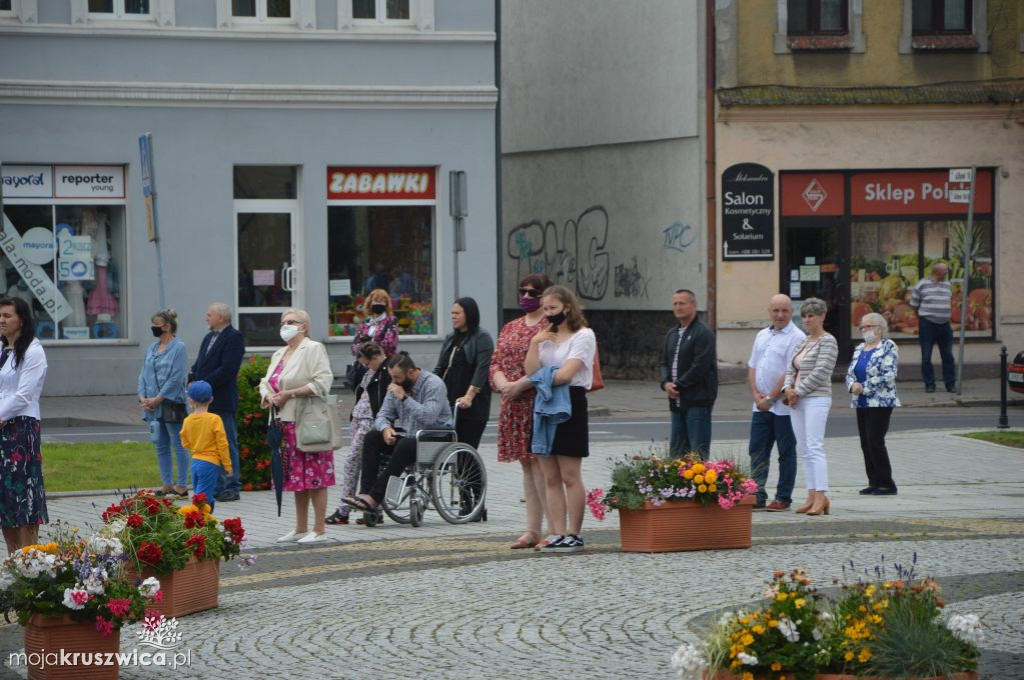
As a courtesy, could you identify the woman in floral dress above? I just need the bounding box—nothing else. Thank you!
[489,273,553,549]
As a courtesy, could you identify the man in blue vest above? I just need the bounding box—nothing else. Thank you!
[189,303,245,502]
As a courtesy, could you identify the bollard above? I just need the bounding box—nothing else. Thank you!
[998,346,1010,429]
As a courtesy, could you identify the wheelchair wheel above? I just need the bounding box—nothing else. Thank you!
[431,443,487,524]
[409,494,424,527]
[383,491,414,525]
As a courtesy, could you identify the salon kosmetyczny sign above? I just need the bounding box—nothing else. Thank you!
[722,163,774,261]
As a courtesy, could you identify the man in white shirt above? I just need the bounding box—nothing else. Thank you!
[747,294,805,511]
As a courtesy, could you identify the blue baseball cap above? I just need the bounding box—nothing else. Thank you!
[187,381,213,403]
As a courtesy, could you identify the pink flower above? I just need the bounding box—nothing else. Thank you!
[95,616,114,638]
[105,597,132,617]
[586,488,607,521]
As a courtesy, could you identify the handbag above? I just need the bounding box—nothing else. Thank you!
[588,346,605,393]
[159,400,188,424]
[295,394,344,452]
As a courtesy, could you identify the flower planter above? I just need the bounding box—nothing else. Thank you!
[618,496,754,553]
[23,615,120,680]
[707,672,978,679]
[125,557,219,617]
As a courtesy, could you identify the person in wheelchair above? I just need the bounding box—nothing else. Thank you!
[342,352,452,514]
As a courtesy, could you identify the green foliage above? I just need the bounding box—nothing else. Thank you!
[236,356,273,490]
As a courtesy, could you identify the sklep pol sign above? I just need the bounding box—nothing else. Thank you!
[722,163,774,261]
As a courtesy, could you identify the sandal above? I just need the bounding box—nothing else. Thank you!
[510,531,539,550]
[355,512,384,526]
[325,510,349,526]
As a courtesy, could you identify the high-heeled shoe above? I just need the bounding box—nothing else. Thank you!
[806,494,830,516]
[794,491,817,514]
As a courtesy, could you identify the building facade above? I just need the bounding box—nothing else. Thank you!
[0,0,498,395]
[713,0,1024,377]
[500,0,707,377]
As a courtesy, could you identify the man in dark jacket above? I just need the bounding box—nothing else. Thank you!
[659,289,717,458]
[189,303,245,501]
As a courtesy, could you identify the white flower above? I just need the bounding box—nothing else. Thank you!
[718,611,737,626]
[82,570,107,595]
[946,613,984,645]
[670,643,708,680]
[819,611,833,622]
[138,576,162,598]
[737,652,759,665]
[62,587,89,610]
[778,617,800,643]
[105,519,127,535]
[811,627,823,641]
[87,535,123,556]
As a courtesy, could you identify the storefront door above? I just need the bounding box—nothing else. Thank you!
[781,224,851,353]
[235,204,301,346]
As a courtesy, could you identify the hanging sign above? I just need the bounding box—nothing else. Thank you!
[722,163,774,260]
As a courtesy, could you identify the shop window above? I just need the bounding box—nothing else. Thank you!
[924,220,993,337]
[326,206,435,338]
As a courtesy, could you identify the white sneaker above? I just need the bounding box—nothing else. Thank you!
[276,530,309,543]
[297,532,331,545]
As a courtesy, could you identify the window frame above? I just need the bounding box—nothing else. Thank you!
[86,0,152,20]
[229,0,294,25]
[775,0,863,53]
[911,0,973,35]
[0,0,14,17]
[786,0,849,36]
[339,0,434,32]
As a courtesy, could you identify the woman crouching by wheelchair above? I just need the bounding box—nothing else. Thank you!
[524,285,596,553]
[327,341,390,525]
[341,352,451,518]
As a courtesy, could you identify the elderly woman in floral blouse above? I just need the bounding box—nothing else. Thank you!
[846,312,901,497]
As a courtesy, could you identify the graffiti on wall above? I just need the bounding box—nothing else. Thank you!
[507,205,610,301]
[662,221,696,253]
[613,257,651,299]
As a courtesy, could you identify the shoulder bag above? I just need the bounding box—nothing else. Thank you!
[588,345,605,392]
[295,394,344,452]
[153,350,188,424]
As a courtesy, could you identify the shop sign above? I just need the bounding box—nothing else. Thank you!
[850,170,992,215]
[780,172,844,216]
[0,214,71,321]
[721,163,774,260]
[327,167,436,200]
[54,165,126,199]
[1,165,54,198]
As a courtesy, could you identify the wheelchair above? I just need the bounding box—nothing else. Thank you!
[363,408,488,528]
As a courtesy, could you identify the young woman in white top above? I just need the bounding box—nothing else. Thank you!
[524,285,596,553]
[0,297,49,554]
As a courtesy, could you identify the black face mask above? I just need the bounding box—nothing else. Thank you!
[371,304,387,315]
[546,311,567,328]
[151,326,164,338]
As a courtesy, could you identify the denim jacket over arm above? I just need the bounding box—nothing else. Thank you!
[845,338,901,408]
[529,365,571,455]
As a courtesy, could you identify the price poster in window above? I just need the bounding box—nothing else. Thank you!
[57,235,95,281]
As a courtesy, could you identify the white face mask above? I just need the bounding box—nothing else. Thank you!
[280,324,301,343]
[862,330,877,344]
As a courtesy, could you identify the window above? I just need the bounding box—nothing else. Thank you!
[787,0,847,35]
[341,0,433,29]
[912,0,971,34]
[232,0,290,20]
[0,1,12,13]
[0,165,129,342]
[352,0,410,21]
[88,0,150,17]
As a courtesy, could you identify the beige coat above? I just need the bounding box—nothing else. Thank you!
[258,337,333,422]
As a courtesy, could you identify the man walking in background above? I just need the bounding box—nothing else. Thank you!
[659,289,717,458]
[189,302,245,502]
[909,261,956,393]
[747,294,805,511]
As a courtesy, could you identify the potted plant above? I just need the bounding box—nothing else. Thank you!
[588,453,759,553]
[0,523,161,680]
[104,490,250,617]
[671,560,981,680]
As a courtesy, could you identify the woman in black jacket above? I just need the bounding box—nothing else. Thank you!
[327,341,390,525]
[434,297,494,448]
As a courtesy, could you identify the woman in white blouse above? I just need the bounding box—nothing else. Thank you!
[524,285,596,554]
[0,297,48,554]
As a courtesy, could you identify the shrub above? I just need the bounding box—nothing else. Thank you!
[236,356,273,490]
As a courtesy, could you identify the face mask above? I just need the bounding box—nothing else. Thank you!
[150,326,164,338]
[546,311,567,327]
[371,304,386,315]
[519,295,541,312]
[862,330,877,344]
[279,324,301,343]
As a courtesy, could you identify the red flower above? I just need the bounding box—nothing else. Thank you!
[145,499,162,515]
[185,533,206,557]
[126,513,144,528]
[243,483,254,491]
[183,510,205,529]
[192,492,209,505]
[101,503,123,522]
[138,541,164,565]
[105,598,132,617]
[223,517,245,543]
[95,616,114,638]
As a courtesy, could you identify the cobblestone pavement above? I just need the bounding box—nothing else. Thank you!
[2,429,1022,678]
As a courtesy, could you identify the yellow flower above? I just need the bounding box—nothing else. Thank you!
[698,484,708,493]
[683,470,694,480]
[865,585,877,597]
[858,648,872,663]
[742,673,754,680]
[768,619,778,628]
[708,483,718,492]
[775,592,788,602]
[694,474,704,485]
[201,503,212,514]
[203,513,218,525]
[858,605,867,613]
[794,598,806,609]
[739,617,751,625]
[844,651,855,662]
[741,633,754,646]
[771,662,782,671]
[178,504,199,515]
[752,625,765,635]
[705,469,718,483]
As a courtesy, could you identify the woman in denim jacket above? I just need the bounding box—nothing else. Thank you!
[845,312,901,496]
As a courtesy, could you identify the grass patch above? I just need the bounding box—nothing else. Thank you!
[960,430,1024,449]
[42,442,169,492]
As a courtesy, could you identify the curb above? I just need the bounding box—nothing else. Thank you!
[42,417,139,428]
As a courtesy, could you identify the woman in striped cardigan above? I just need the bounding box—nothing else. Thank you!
[782,298,839,516]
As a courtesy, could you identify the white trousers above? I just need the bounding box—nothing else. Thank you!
[789,396,830,492]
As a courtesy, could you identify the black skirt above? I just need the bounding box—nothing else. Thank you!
[549,387,589,458]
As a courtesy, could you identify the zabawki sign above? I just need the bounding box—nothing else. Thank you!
[721,163,774,261]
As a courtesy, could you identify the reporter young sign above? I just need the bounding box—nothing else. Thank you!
[722,163,774,261]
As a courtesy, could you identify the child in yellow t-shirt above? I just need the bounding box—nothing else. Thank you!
[179,381,231,512]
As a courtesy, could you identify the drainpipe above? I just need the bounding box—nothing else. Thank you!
[705,0,717,329]
[494,0,504,331]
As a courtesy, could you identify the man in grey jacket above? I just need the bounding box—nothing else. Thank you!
[343,353,452,510]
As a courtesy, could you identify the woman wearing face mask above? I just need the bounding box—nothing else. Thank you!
[524,284,597,553]
[350,289,399,380]
[327,341,390,525]
[435,297,494,448]
[137,308,190,498]
[845,312,901,496]
[489,274,554,549]
[259,309,336,545]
